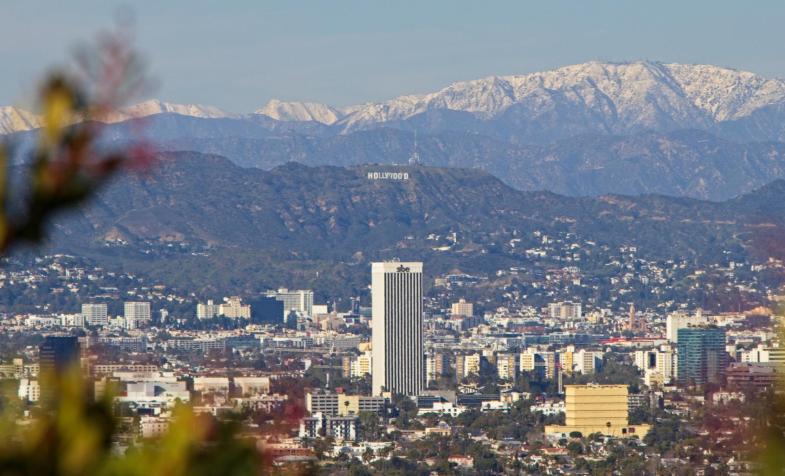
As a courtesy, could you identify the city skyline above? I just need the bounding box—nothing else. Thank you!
[2,2,784,472]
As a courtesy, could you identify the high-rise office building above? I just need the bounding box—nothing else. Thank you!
[124,301,151,329]
[39,336,80,374]
[265,289,314,321]
[677,326,727,386]
[39,336,80,404]
[371,262,423,396]
[81,303,108,327]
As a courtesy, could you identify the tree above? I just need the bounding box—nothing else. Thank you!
[358,411,383,441]
[312,436,335,460]
[566,441,584,456]
[391,394,419,429]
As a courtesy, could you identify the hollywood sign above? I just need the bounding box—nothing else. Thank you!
[367,171,410,181]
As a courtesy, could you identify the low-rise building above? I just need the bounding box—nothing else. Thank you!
[545,384,650,438]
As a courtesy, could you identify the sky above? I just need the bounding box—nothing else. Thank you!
[2,0,785,112]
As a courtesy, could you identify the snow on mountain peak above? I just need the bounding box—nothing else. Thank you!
[3,61,785,137]
[103,99,236,123]
[334,60,785,132]
[255,99,343,124]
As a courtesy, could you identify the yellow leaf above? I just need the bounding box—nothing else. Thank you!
[42,83,74,149]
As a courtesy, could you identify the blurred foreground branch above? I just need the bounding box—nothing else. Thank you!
[0,368,266,476]
[0,26,153,254]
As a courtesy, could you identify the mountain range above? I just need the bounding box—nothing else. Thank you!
[7,61,785,200]
[44,152,785,296]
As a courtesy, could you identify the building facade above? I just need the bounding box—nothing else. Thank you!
[450,299,474,317]
[305,391,386,416]
[82,303,108,327]
[218,296,251,319]
[39,336,80,404]
[677,327,727,386]
[265,289,314,321]
[496,353,518,380]
[197,300,220,320]
[371,262,424,396]
[548,301,582,320]
[545,384,650,438]
[124,301,151,329]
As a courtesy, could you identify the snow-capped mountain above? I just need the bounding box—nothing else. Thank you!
[255,99,343,124]
[334,61,785,136]
[5,61,785,143]
[0,100,236,135]
[0,106,40,135]
[103,99,236,123]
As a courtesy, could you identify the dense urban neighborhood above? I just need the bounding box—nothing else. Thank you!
[1,227,782,474]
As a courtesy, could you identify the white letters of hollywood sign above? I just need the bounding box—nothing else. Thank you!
[367,171,410,181]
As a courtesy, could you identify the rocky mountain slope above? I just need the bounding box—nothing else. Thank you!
[53,151,784,258]
[146,129,785,200]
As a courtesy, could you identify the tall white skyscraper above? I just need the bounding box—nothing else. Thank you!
[371,262,424,396]
[81,303,108,327]
[124,301,151,329]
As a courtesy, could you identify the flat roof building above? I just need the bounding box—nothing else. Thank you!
[677,326,727,387]
[371,262,424,396]
[545,384,650,438]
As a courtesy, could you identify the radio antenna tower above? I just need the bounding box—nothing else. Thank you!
[408,130,422,166]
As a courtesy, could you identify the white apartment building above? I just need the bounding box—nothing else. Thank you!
[666,312,707,343]
[496,353,518,380]
[82,303,108,327]
[233,376,270,396]
[548,301,582,320]
[451,299,474,317]
[18,378,40,403]
[193,377,230,395]
[140,415,171,438]
[574,350,603,374]
[634,347,676,385]
[124,301,151,329]
[197,300,220,320]
[520,348,556,378]
[218,296,251,319]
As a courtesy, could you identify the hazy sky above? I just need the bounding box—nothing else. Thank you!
[3,0,785,111]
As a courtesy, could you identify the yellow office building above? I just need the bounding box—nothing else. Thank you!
[545,384,650,438]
